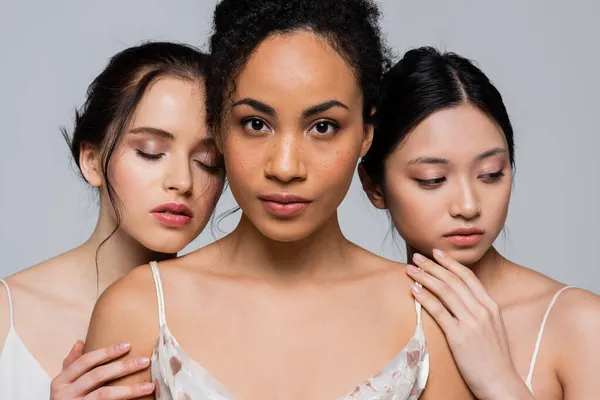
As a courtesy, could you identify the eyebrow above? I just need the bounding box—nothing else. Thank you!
[130,127,216,147]
[301,100,349,118]
[231,98,350,119]
[408,157,449,165]
[408,147,508,165]
[476,147,507,160]
[129,127,174,140]
[232,98,275,116]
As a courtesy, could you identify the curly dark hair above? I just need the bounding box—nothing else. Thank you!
[206,0,391,137]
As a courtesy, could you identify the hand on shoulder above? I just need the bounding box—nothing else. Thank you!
[78,263,160,399]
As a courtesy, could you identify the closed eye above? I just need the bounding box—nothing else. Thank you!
[415,177,446,188]
[479,170,505,183]
[136,150,163,160]
[194,160,223,174]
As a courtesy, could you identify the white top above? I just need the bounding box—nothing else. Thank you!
[0,279,51,399]
[148,261,430,400]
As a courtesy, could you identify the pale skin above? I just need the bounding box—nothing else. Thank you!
[0,76,224,399]
[84,32,475,399]
[360,103,600,399]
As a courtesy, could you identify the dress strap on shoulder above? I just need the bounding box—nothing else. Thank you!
[0,279,14,328]
[414,283,423,325]
[149,262,167,327]
[525,285,576,392]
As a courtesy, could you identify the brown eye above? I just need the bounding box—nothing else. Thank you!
[242,117,270,134]
[309,120,338,135]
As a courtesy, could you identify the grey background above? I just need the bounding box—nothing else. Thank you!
[1,0,598,294]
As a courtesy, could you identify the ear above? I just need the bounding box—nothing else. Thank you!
[358,163,387,210]
[359,107,376,158]
[79,142,102,187]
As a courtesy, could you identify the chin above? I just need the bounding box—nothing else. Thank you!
[443,246,488,266]
[254,219,317,243]
[140,233,194,255]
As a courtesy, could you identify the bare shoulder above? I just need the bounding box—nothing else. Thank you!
[549,286,600,340]
[0,253,74,354]
[348,247,474,398]
[544,286,600,395]
[5,254,71,297]
[84,263,159,356]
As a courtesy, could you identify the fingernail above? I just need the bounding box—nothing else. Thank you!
[116,342,130,352]
[413,253,426,263]
[135,357,150,366]
[433,249,445,258]
[412,282,422,295]
[407,264,420,274]
[140,382,154,392]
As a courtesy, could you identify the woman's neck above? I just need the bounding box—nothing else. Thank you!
[223,212,354,281]
[79,209,174,295]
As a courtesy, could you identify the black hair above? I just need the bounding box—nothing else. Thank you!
[362,46,515,186]
[62,41,210,294]
[205,0,391,137]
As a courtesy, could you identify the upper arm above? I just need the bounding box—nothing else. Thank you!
[84,266,159,394]
[555,289,600,399]
[419,311,475,399]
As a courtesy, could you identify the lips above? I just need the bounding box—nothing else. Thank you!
[443,227,484,247]
[151,202,194,218]
[258,193,311,203]
[150,202,194,227]
[258,193,312,218]
[443,227,484,237]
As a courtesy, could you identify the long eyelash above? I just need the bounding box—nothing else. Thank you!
[415,177,446,186]
[481,170,505,181]
[195,160,224,174]
[136,150,163,160]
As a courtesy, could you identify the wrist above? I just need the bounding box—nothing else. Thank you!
[487,377,534,400]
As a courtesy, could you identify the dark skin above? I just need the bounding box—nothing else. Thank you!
[85,32,474,399]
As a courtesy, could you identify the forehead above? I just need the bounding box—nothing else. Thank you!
[233,31,361,106]
[396,104,508,161]
[131,77,208,136]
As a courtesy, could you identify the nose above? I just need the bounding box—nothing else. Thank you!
[163,154,193,195]
[264,133,307,183]
[449,178,481,220]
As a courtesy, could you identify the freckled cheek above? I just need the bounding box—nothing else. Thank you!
[315,149,356,188]
[223,143,261,198]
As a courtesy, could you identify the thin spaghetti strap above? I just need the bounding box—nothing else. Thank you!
[525,285,576,391]
[149,262,167,327]
[414,283,423,325]
[0,279,14,328]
